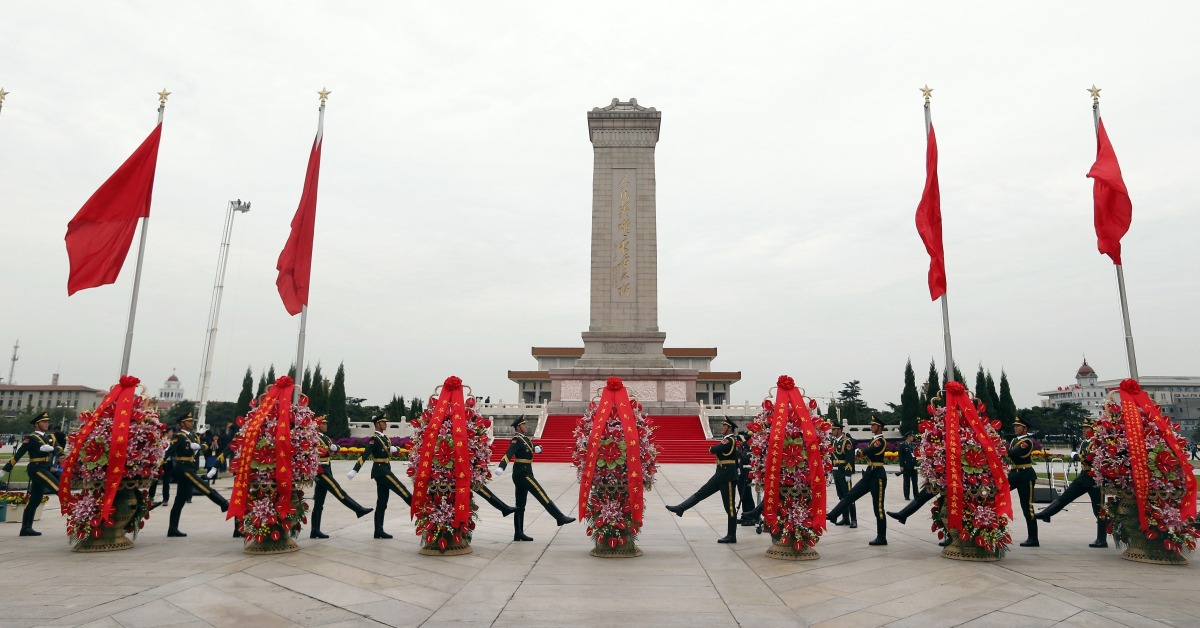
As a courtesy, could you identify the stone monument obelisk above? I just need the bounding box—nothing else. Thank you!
[548,98,698,414]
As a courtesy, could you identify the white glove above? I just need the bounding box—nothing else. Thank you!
[347,470,357,480]
[389,446,398,454]
[206,468,217,479]
[329,444,340,453]
[534,445,543,454]
[190,442,202,451]
[40,444,55,452]
[0,469,7,479]
[494,466,506,477]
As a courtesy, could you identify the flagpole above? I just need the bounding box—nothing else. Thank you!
[1090,85,1139,380]
[119,89,169,377]
[923,85,956,384]
[293,90,326,404]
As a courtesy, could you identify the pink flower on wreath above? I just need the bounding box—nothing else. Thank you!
[606,377,623,391]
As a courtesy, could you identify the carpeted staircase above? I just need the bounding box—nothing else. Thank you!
[490,415,719,464]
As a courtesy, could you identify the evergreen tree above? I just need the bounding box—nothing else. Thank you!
[236,367,254,419]
[950,365,966,385]
[922,360,941,416]
[974,365,989,405]
[382,395,407,420]
[998,370,1018,431]
[838,380,866,425]
[826,399,839,424]
[900,359,921,435]
[409,397,423,418]
[985,371,1001,418]
[301,366,312,397]
[309,364,328,416]
[255,372,267,398]
[267,364,277,385]
[287,363,296,379]
[327,363,349,438]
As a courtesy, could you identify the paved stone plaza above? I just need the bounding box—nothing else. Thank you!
[1,462,1196,627]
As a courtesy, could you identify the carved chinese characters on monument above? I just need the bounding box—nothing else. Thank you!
[612,169,636,301]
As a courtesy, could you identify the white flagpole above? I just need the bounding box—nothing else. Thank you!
[293,89,327,404]
[119,89,169,377]
[1090,85,1139,379]
[923,86,956,384]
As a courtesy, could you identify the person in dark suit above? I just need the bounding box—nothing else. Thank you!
[147,425,174,507]
[1008,417,1039,547]
[826,416,888,546]
[166,413,229,537]
[666,417,740,544]
[309,416,372,538]
[495,417,573,541]
[735,432,756,522]
[830,423,857,528]
[1035,419,1106,547]
[0,412,62,536]
[897,432,919,500]
[347,414,411,539]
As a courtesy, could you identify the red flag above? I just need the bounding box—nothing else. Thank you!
[65,124,162,295]
[914,125,945,300]
[1087,118,1132,265]
[276,129,322,315]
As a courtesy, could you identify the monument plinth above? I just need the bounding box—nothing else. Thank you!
[547,98,698,414]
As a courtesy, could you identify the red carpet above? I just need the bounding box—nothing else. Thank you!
[490,415,719,464]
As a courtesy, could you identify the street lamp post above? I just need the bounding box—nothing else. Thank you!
[196,200,250,431]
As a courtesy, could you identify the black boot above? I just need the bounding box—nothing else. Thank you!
[1089,520,1108,548]
[544,501,574,527]
[868,518,887,546]
[19,527,41,536]
[167,508,186,537]
[717,517,737,544]
[233,521,243,538]
[739,502,762,526]
[514,510,533,541]
[476,487,516,517]
[1034,500,1063,523]
[310,508,328,539]
[666,493,700,517]
[19,505,41,536]
[374,504,391,538]
[208,489,230,513]
[1019,520,1039,547]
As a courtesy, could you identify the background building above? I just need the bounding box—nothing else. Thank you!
[1039,360,1200,435]
[0,373,105,418]
[156,372,185,413]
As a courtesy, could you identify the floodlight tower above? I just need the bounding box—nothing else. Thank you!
[196,200,250,430]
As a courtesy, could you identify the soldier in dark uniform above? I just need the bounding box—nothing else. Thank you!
[1035,419,1107,548]
[666,417,740,543]
[0,412,62,536]
[897,432,919,500]
[167,413,229,537]
[830,423,857,528]
[735,432,756,523]
[1008,416,1039,547]
[147,424,174,508]
[495,417,573,541]
[309,416,372,539]
[826,416,888,545]
[347,413,411,539]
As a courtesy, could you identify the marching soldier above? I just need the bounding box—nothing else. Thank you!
[495,417,573,541]
[666,417,740,544]
[830,423,857,528]
[1035,419,1106,547]
[735,432,756,523]
[897,432,919,500]
[147,424,174,508]
[309,416,372,539]
[167,412,229,537]
[1008,416,1039,547]
[826,416,888,545]
[347,413,411,539]
[0,412,62,536]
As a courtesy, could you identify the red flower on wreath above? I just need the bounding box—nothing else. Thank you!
[252,445,275,465]
[918,420,934,433]
[606,377,623,391]
[782,443,804,467]
[83,440,106,463]
[274,375,294,388]
[444,376,463,391]
[747,422,763,434]
[964,449,987,468]
[776,375,795,391]
[119,375,140,387]
[1119,379,1142,394]
[946,381,966,395]
[597,441,621,463]
[1155,450,1179,474]
[435,437,453,459]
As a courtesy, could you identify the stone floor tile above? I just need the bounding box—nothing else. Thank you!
[959,610,1060,627]
[340,599,433,627]
[1003,593,1083,621]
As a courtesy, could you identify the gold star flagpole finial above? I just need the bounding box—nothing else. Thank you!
[1088,84,1101,105]
[920,84,933,104]
[0,87,9,107]
[157,88,171,107]
[318,87,331,104]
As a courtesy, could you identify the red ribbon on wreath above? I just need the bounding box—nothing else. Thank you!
[1116,379,1198,530]
[943,382,1012,535]
[227,377,296,520]
[411,376,473,528]
[578,377,645,526]
[762,375,826,534]
[59,375,141,522]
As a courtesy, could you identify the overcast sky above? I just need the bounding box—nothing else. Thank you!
[2,2,1197,413]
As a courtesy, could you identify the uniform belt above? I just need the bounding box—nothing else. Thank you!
[1012,463,1032,469]
[373,458,390,462]
[717,460,736,465]
[175,456,194,461]
[28,457,49,463]
[319,458,332,463]
[515,458,533,463]
[868,462,885,467]
[1081,464,1092,471]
